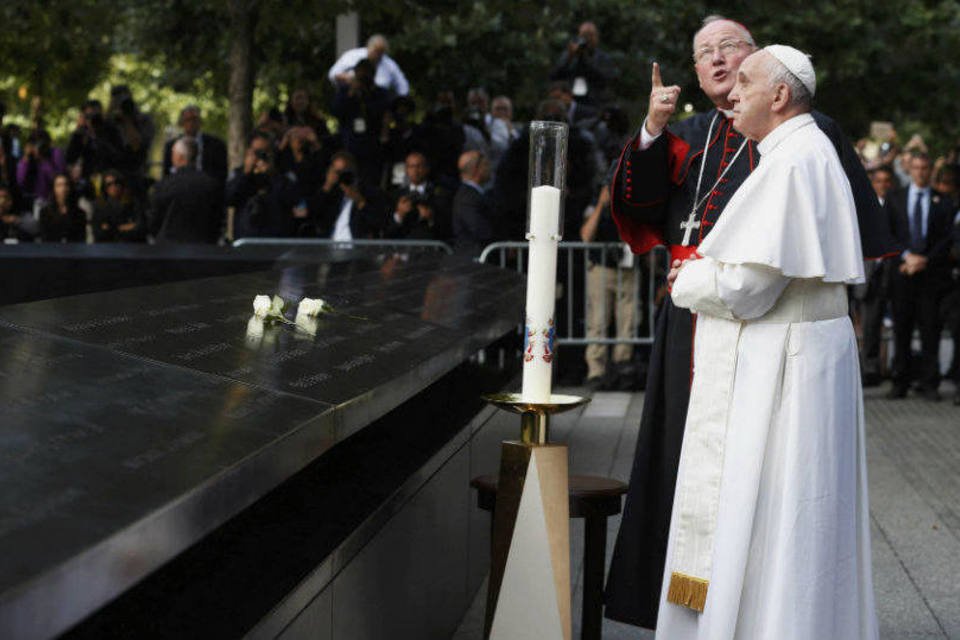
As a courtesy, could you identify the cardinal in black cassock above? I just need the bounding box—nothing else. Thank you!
[603,17,898,630]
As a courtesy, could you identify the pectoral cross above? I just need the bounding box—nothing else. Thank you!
[680,212,701,246]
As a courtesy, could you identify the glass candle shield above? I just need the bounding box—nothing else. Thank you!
[526,121,569,239]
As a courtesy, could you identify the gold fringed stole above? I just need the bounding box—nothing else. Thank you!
[667,571,709,613]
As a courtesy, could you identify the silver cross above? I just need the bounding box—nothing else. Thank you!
[680,211,701,246]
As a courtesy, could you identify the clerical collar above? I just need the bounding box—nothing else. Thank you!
[720,109,735,119]
[757,113,815,156]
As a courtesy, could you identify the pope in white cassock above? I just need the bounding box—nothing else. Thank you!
[657,45,878,639]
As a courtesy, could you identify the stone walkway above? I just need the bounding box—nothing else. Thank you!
[453,382,960,639]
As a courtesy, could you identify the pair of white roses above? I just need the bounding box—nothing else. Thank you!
[252,294,330,323]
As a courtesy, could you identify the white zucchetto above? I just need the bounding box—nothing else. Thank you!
[763,44,816,97]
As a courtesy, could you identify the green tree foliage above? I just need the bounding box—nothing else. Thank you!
[0,0,115,117]
[2,1,959,154]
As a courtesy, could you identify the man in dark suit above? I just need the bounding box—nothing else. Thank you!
[162,106,228,185]
[451,150,493,255]
[385,151,452,241]
[860,165,900,386]
[149,137,224,243]
[887,153,956,400]
[309,151,387,240]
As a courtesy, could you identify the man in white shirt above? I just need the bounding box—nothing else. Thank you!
[328,34,409,96]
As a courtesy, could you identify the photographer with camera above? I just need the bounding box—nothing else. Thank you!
[309,151,387,240]
[385,152,451,240]
[277,125,329,203]
[16,129,65,206]
[108,86,155,180]
[332,58,390,189]
[227,132,303,239]
[65,99,124,180]
[549,21,618,107]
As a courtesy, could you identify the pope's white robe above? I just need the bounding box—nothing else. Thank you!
[657,114,878,640]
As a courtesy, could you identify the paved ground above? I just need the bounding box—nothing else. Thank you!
[453,382,960,639]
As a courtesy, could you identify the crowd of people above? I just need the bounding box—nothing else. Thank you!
[855,136,960,405]
[0,28,627,254]
[1,26,958,403]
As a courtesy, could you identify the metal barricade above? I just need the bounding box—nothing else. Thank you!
[232,238,454,254]
[478,242,668,346]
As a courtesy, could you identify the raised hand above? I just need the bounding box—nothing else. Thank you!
[646,62,682,137]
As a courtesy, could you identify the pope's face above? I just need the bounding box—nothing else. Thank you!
[728,53,777,141]
[693,21,755,109]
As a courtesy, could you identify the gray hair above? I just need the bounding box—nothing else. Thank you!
[172,136,198,163]
[764,54,812,110]
[367,34,388,51]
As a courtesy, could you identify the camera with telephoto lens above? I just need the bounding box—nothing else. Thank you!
[337,170,356,187]
[254,149,270,162]
[574,36,587,50]
[407,190,427,207]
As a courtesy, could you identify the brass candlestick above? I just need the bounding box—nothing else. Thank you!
[483,392,590,444]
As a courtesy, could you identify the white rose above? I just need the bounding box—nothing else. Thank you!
[253,295,272,317]
[270,295,286,316]
[298,297,327,317]
[295,313,319,336]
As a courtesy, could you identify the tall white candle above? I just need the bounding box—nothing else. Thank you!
[521,185,561,402]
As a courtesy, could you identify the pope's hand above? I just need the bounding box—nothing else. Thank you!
[646,62,681,137]
[667,258,691,288]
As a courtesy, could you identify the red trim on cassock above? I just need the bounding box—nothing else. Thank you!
[610,130,693,255]
[670,245,701,263]
[666,132,693,185]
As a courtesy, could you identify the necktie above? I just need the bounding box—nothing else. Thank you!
[911,190,925,251]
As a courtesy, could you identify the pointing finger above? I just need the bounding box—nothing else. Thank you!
[652,62,663,89]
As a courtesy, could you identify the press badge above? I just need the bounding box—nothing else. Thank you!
[573,77,588,96]
[353,118,367,134]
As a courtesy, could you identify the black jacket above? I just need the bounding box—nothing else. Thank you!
[888,187,956,279]
[227,170,303,239]
[38,204,86,243]
[452,183,494,253]
[385,182,452,241]
[149,167,224,243]
[309,186,387,239]
[93,199,147,242]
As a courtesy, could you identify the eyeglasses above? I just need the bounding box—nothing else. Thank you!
[693,39,750,63]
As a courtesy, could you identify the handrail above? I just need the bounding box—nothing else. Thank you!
[478,241,668,346]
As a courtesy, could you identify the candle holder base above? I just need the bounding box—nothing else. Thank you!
[479,392,589,639]
[482,392,589,444]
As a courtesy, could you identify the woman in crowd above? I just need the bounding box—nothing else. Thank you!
[92,170,145,242]
[16,129,66,205]
[38,173,86,242]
